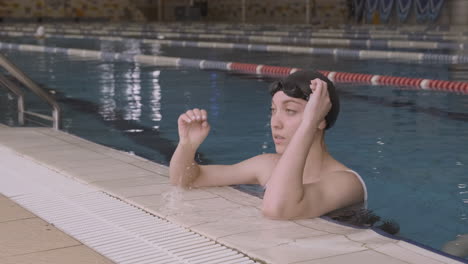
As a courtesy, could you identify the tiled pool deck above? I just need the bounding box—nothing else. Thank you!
[0,193,114,264]
[0,125,464,264]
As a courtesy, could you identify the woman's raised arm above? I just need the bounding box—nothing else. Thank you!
[170,108,269,188]
[169,108,210,187]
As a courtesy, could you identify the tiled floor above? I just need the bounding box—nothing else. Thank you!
[0,194,114,264]
[0,126,464,264]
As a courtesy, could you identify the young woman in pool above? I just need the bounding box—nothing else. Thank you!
[169,70,367,220]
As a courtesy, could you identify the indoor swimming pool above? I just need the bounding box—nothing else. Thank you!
[0,36,467,260]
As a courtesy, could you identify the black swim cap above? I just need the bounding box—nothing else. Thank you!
[269,70,340,130]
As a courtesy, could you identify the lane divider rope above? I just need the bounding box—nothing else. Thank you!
[1,26,466,51]
[2,23,467,43]
[1,31,466,65]
[1,41,467,94]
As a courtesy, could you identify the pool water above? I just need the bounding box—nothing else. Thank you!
[0,38,467,259]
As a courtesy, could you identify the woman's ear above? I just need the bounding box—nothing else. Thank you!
[318,120,327,130]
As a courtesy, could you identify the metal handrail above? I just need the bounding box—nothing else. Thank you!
[0,74,25,125]
[0,53,60,129]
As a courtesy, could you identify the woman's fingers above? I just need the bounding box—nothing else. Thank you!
[315,79,322,93]
[182,108,208,123]
[309,79,321,98]
[310,78,324,95]
[200,109,207,121]
[310,79,317,92]
[310,79,330,99]
[181,114,192,123]
[193,108,202,120]
[186,110,196,121]
[187,108,208,121]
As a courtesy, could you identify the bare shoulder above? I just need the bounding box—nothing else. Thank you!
[294,169,365,218]
[319,169,365,205]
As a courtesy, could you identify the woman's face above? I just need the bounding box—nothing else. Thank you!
[270,91,307,154]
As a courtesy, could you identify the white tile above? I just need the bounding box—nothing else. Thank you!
[173,195,243,212]
[39,131,89,145]
[347,229,398,247]
[219,224,328,252]
[30,148,109,163]
[249,234,367,264]
[295,250,408,264]
[0,130,53,139]
[129,194,168,208]
[167,205,260,228]
[57,136,148,164]
[99,149,148,163]
[91,175,169,189]
[130,160,169,175]
[60,157,127,169]
[373,243,446,264]
[204,186,262,208]
[191,214,299,240]
[109,183,173,198]
[31,157,122,174]
[166,188,219,200]
[61,162,145,177]
[32,128,62,135]
[0,130,39,138]
[15,144,77,154]
[0,136,67,149]
[147,195,245,219]
[294,217,363,235]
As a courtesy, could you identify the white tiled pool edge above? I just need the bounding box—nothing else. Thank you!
[0,129,258,264]
[0,126,464,264]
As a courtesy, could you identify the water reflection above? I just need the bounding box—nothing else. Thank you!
[124,65,142,121]
[149,43,161,55]
[36,39,45,46]
[461,182,468,205]
[100,40,115,53]
[150,70,162,129]
[123,39,142,55]
[98,63,116,121]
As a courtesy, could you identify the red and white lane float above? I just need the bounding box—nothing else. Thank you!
[229,62,468,94]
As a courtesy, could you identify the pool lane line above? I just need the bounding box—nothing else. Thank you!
[88,26,468,42]
[1,41,467,94]
[3,24,467,46]
[4,22,466,35]
[1,31,467,65]
[4,23,468,43]
[10,25,468,50]
[2,25,467,52]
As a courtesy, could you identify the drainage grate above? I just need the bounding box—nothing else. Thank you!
[0,146,257,264]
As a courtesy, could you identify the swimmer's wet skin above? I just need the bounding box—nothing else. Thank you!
[169,70,368,220]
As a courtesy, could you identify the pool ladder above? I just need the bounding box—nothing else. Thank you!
[0,53,60,130]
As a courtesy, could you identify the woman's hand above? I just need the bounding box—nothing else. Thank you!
[177,108,210,149]
[303,78,332,129]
